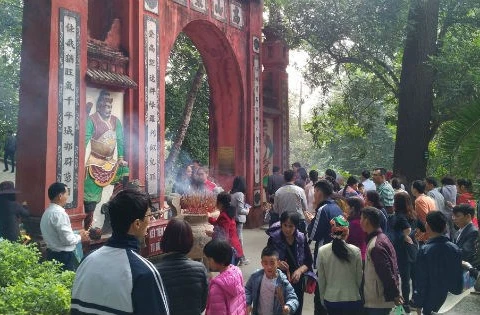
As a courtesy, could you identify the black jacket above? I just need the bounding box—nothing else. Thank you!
[155,252,208,315]
[454,223,479,264]
[0,197,29,241]
[412,236,463,313]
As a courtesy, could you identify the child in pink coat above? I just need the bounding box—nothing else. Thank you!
[204,239,246,315]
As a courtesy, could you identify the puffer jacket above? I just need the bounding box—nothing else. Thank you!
[364,229,400,309]
[154,252,208,315]
[245,269,298,315]
[206,265,246,315]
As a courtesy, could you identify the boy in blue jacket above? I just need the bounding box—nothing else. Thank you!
[245,247,299,315]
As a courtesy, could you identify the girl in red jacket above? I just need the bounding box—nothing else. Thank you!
[207,192,244,264]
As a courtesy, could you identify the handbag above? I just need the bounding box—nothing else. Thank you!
[304,276,317,294]
[285,243,317,294]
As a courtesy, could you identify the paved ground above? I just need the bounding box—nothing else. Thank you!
[441,291,480,314]
[238,227,314,314]
[4,166,478,314]
[0,166,16,184]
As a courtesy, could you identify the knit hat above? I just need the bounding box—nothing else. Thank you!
[330,215,349,239]
[0,181,19,195]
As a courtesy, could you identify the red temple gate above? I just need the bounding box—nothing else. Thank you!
[17,0,289,231]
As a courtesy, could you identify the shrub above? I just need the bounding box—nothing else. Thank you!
[0,240,74,314]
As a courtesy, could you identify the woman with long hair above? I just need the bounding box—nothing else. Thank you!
[365,190,388,233]
[392,192,422,312]
[339,176,362,199]
[172,165,193,195]
[346,197,366,261]
[317,215,363,315]
[230,176,250,265]
[207,192,243,265]
[266,211,315,315]
[155,218,208,314]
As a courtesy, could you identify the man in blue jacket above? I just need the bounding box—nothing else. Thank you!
[307,180,343,260]
[411,211,463,315]
[306,179,342,315]
[71,189,170,315]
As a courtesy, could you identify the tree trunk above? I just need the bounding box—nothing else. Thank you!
[298,82,303,131]
[393,0,440,183]
[165,63,205,176]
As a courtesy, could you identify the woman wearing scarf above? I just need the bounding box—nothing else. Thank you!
[316,215,363,315]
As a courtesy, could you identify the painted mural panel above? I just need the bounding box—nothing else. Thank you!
[57,8,80,209]
[263,118,274,176]
[144,16,160,197]
[85,88,126,227]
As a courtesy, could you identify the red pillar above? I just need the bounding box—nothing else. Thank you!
[262,27,290,173]
[18,0,88,232]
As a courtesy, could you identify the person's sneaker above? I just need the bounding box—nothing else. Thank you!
[238,258,249,266]
[403,304,411,313]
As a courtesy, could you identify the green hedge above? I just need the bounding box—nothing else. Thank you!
[0,240,74,314]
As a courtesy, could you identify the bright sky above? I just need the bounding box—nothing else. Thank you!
[286,50,325,120]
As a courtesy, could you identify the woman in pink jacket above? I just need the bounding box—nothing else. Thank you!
[203,239,246,315]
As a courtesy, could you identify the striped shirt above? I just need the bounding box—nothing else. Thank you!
[376,181,395,208]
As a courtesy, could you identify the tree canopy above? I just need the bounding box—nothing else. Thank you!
[0,0,22,147]
[165,33,210,173]
[273,0,480,183]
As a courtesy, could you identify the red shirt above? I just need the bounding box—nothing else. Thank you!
[205,180,216,192]
[209,211,244,257]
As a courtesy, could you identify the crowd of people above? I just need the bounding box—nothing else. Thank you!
[2,160,480,315]
[264,163,480,314]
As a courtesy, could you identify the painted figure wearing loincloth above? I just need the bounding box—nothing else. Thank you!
[84,90,129,229]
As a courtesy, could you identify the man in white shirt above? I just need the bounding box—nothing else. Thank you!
[361,170,376,192]
[40,182,88,271]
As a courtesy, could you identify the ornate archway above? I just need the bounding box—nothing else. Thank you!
[17,0,265,230]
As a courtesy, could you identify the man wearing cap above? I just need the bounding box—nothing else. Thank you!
[0,181,29,241]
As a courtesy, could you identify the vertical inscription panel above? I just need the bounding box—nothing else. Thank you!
[57,8,80,209]
[144,16,160,197]
[253,55,261,185]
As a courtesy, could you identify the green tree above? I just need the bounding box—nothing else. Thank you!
[164,33,210,181]
[0,0,22,148]
[274,0,480,181]
[304,72,395,174]
[394,0,440,182]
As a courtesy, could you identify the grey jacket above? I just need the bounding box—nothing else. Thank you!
[231,192,249,223]
[245,269,299,315]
